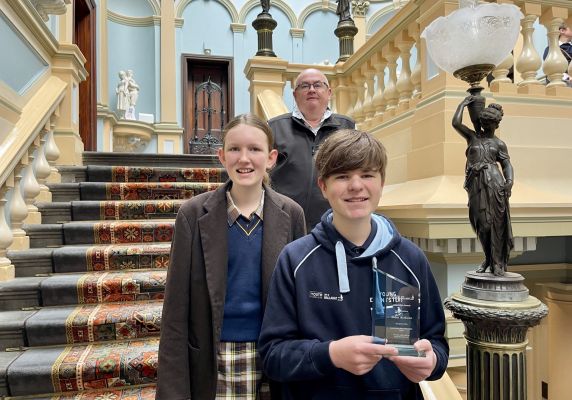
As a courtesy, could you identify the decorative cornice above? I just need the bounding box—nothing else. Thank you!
[29,0,68,22]
[107,10,160,27]
[52,43,88,82]
[406,236,537,255]
[230,23,247,33]
[289,28,305,38]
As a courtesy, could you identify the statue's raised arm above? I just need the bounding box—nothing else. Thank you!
[452,95,479,142]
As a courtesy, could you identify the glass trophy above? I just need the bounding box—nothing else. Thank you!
[372,267,424,357]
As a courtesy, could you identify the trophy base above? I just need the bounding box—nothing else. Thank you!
[393,344,426,358]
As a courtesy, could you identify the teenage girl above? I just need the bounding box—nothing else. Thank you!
[157,113,306,399]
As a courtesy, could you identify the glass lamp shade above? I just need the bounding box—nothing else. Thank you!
[421,2,523,75]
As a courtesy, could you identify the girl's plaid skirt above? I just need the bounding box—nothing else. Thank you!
[216,341,271,400]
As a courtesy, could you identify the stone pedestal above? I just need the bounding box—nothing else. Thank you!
[334,19,358,63]
[445,272,548,400]
[252,12,277,57]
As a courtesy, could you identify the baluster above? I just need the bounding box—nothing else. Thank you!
[44,124,62,183]
[352,70,366,125]
[329,77,338,113]
[491,53,514,85]
[409,23,422,99]
[383,43,399,116]
[541,13,568,88]
[0,185,15,280]
[34,128,53,202]
[22,141,42,224]
[516,10,542,86]
[361,62,376,128]
[334,75,351,116]
[346,76,358,119]
[395,33,414,109]
[8,164,30,250]
[372,51,387,124]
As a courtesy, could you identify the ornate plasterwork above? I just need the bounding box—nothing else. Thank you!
[30,0,69,22]
[351,0,370,18]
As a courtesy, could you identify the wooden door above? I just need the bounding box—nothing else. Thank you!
[182,55,233,154]
[74,0,97,151]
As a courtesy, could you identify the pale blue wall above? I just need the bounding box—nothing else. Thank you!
[179,1,234,56]
[301,10,338,65]
[108,0,154,17]
[107,21,156,119]
[0,11,48,94]
[368,9,395,36]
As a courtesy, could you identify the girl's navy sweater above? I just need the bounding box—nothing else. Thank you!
[258,211,449,400]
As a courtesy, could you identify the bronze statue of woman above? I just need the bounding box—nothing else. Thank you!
[452,95,514,276]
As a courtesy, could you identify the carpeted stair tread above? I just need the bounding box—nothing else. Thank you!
[52,243,171,273]
[87,165,227,183]
[70,199,185,221]
[6,338,158,397]
[25,301,162,347]
[78,181,221,200]
[31,385,156,399]
[62,220,175,245]
[40,270,166,306]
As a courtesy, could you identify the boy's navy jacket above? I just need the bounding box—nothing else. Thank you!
[258,211,449,400]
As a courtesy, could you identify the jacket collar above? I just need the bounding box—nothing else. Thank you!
[199,182,292,329]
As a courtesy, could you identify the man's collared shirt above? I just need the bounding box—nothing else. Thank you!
[226,189,265,226]
[292,105,332,135]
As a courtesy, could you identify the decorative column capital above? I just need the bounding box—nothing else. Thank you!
[351,0,370,18]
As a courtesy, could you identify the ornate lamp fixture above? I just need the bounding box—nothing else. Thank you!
[422,2,547,399]
[422,0,522,90]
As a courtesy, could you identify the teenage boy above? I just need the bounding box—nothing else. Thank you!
[258,129,449,400]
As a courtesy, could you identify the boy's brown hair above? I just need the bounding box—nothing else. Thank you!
[315,129,387,182]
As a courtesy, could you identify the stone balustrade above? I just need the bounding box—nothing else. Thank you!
[0,77,65,280]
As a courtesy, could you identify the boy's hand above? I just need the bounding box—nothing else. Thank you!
[329,335,398,376]
[388,339,437,383]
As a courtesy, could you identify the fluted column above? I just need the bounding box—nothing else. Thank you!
[540,8,569,88]
[382,43,399,117]
[395,33,414,110]
[0,186,15,281]
[516,6,542,87]
[8,165,30,250]
[34,128,53,202]
[22,141,42,224]
[44,124,62,184]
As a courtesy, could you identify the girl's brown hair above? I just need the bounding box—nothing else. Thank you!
[222,113,274,151]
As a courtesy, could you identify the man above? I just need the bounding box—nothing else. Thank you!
[269,68,355,230]
[543,23,572,85]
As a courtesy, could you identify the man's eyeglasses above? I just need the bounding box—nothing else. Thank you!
[295,81,329,92]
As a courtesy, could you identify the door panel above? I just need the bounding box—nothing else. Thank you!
[183,56,233,154]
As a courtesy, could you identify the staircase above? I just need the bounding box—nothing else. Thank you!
[0,152,224,399]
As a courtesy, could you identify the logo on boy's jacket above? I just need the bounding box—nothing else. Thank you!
[308,291,343,302]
